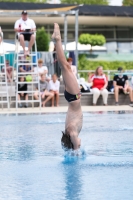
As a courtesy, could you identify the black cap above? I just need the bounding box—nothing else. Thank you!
[22,10,28,15]
[118,67,123,71]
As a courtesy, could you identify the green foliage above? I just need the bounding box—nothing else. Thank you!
[78,54,133,70]
[36,27,50,51]
[0,0,47,2]
[122,0,133,6]
[78,54,133,79]
[61,0,109,5]
[79,34,106,47]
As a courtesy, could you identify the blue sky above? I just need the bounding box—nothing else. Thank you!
[109,0,122,6]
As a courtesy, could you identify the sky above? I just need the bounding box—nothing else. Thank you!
[109,0,122,6]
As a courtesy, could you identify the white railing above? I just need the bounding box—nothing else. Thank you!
[78,70,133,80]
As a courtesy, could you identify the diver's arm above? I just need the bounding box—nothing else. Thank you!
[69,132,80,150]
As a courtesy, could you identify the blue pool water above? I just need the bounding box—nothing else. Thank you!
[0,112,133,200]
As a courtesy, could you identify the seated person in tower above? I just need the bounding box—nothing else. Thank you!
[18,76,28,108]
[49,74,60,107]
[34,74,54,107]
[113,67,133,106]
[14,10,36,56]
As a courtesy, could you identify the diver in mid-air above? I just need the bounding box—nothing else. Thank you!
[52,23,83,150]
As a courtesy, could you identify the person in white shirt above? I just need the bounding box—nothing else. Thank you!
[49,74,60,107]
[14,10,36,56]
[34,59,50,81]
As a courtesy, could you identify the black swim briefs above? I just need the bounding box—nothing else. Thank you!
[64,90,81,102]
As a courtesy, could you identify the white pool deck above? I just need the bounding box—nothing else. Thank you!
[0,106,132,114]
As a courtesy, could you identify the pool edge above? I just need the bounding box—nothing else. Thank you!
[0,106,133,115]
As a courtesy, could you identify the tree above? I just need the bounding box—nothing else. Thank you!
[79,33,106,52]
[0,0,47,2]
[36,27,50,51]
[61,0,109,5]
[122,0,133,6]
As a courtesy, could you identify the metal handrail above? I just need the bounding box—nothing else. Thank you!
[13,33,41,110]
[0,33,10,110]
[78,69,133,80]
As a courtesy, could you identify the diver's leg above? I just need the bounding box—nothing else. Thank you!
[52,23,79,95]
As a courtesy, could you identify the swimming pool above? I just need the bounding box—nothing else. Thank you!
[0,112,133,200]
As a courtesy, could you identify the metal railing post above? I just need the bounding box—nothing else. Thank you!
[75,10,79,70]
[64,14,67,52]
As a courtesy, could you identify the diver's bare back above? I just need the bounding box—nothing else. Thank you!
[65,100,83,136]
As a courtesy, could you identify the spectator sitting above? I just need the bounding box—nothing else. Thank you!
[34,59,50,81]
[2,60,13,82]
[34,74,54,107]
[19,62,33,73]
[14,10,36,56]
[88,66,108,105]
[113,67,133,106]
[67,57,77,78]
[18,76,28,108]
[49,74,60,107]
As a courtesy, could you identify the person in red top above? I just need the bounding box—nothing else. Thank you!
[88,66,108,105]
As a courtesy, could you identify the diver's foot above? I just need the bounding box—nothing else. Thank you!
[52,23,61,42]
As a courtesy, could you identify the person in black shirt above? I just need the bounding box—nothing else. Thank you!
[18,76,28,108]
[113,67,133,106]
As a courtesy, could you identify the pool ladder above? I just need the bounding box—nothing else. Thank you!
[13,33,41,110]
[0,32,10,110]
